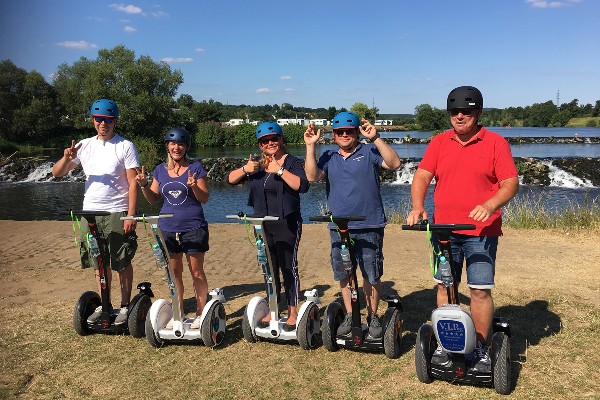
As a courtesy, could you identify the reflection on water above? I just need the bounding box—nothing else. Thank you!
[1,180,598,223]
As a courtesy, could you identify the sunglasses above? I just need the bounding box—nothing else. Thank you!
[334,129,357,136]
[94,116,115,124]
[449,109,475,116]
[259,136,279,145]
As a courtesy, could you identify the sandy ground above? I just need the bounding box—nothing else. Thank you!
[1,220,598,312]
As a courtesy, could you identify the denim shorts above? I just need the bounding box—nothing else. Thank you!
[431,232,497,289]
[79,211,138,272]
[163,225,209,255]
[330,228,384,285]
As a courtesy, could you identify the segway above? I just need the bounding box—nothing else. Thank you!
[226,212,321,350]
[70,210,153,337]
[309,214,403,359]
[121,214,227,348]
[402,220,511,395]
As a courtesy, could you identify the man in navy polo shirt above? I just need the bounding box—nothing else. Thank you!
[304,111,401,338]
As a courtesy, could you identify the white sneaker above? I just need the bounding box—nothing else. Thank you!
[114,307,128,325]
[190,317,201,330]
[431,343,451,365]
[87,306,103,323]
[165,318,174,330]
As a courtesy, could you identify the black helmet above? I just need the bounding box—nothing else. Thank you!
[164,128,191,147]
[447,86,483,110]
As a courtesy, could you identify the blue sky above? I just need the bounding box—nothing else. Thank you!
[1,0,598,114]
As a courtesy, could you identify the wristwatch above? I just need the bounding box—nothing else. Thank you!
[277,167,284,176]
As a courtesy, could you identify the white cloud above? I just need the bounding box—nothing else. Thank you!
[55,41,98,49]
[110,4,143,14]
[161,57,193,63]
[256,88,276,93]
[196,48,205,52]
[284,88,296,92]
[119,19,130,22]
[152,11,169,17]
[526,0,576,7]
[124,26,137,32]
[48,73,58,79]
[280,76,292,80]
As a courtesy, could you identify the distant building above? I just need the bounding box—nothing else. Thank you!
[228,119,247,126]
[277,119,292,126]
[310,119,328,126]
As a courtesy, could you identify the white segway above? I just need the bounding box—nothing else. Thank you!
[122,214,226,348]
[227,212,321,350]
[402,221,512,395]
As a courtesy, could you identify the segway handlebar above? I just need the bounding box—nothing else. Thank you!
[401,220,476,233]
[120,213,174,222]
[309,215,366,223]
[59,209,112,218]
[226,212,279,223]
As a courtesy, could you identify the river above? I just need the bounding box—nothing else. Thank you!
[1,127,599,222]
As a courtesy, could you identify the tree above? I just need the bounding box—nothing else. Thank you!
[327,106,337,121]
[0,60,28,140]
[593,100,600,117]
[350,102,369,120]
[414,104,450,131]
[176,93,195,109]
[527,101,558,127]
[192,99,223,123]
[53,45,183,141]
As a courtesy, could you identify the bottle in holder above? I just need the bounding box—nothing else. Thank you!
[340,244,351,271]
[87,233,100,258]
[439,256,453,287]
[257,240,267,265]
[153,244,166,269]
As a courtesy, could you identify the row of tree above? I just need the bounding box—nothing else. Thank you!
[1,45,599,152]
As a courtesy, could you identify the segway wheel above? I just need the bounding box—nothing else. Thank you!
[73,293,100,336]
[298,303,321,350]
[415,324,434,384]
[322,306,342,352]
[128,295,151,338]
[383,308,402,359]
[242,305,258,343]
[201,301,227,347]
[145,314,165,348]
[493,332,511,395]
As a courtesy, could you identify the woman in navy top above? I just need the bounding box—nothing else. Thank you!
[227,122,309,331]
[135,128,210,329]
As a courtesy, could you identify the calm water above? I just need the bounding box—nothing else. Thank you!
[1,127,599,222]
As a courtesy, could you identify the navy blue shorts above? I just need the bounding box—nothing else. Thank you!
[330,228,384,285]
[163,225,209,255]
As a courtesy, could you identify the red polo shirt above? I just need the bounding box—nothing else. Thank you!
[418,127,517,236]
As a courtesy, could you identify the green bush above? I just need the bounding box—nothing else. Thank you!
[230,124,256,146]
[282,124,306,144]
[131,136,162,171]
[194,122,225,146]
[586,119,598,127]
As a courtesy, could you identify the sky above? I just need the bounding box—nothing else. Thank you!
[1,0,598,114]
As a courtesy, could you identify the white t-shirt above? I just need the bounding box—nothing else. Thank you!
[73,134,140,212]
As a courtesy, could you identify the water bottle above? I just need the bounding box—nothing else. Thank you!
[340,244,352,271]
[87,233,100,258]
[153,244,166,269]
[257,240,267,265]
[439,256,453,287]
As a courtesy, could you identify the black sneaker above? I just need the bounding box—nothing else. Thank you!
[337,312,352,336]
[470,342,491,373]
[368,314,382,338]
[431,344,451,365]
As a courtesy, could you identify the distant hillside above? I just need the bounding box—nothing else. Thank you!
[379,114,414,119]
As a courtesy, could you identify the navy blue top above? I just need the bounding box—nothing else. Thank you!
[152,161,208,232]
[317,143,386,229]
[230,154,309,219]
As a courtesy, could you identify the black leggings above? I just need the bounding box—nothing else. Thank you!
[262,214,302,307]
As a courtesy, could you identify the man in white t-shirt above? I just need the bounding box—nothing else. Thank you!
[53,99,141,325]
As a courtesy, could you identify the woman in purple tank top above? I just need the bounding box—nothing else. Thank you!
[135,128,210,330]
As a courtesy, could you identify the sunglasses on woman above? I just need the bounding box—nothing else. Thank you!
[259,136,279,145]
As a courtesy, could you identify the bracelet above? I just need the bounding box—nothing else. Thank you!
[242,165,249,176]
[370,133,380,143]
[140,183,148,188]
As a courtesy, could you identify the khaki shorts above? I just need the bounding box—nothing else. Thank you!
[79,211,138,272]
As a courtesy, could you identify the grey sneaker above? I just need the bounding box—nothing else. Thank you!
[368,314,382,338]
[87,306,103,323]
[337,312,352,336]
[470,342,491,373]
[114,307,128,325]
[431,343,451,365]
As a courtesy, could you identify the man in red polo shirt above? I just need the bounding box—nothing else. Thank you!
[406,86,519,373]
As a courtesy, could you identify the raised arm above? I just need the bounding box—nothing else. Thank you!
[52,140,81,177]
[228,154,260,185]
[304,123,326,182]
[359,118,401,171]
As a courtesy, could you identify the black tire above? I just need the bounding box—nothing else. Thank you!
[415,324,434,384]
[128,295,151,338]
[242,305,258,343]
[493,333,511,395]
[383,308,402,359]
[322,306,342,352]
[145,313,164,348]
[298,303,320,350]
[73,294,100,336]
[201,302,227,347]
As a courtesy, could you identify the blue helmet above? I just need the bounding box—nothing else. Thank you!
[256,122,284,141]
[164,128,191,147]
[91,99,119,118]
[332,112,359,130]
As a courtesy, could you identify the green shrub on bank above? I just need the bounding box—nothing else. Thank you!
[231,124,256,146]
[194,122,226,147]
[131,136,162,170]
[282,124,306,144]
